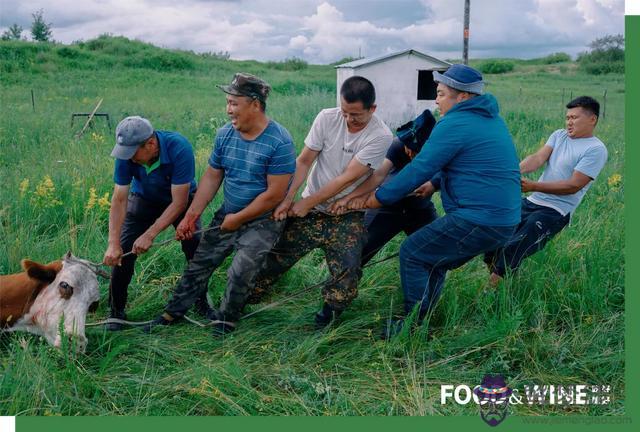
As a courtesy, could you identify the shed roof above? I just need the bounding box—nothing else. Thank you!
[335,49,451,69]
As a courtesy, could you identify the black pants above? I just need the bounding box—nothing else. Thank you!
[108,194,201,315]
[361,204,438,265]
[484,198,570,277]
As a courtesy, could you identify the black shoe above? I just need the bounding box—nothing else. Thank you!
[380,318,405,340]
[207,309,237,337]
[314,303,342,329]
[142,314,177,333]
[106,311,126,331]
[211,320,236,337]
[194,295,215,319]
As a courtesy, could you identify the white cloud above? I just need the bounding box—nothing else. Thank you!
[0,0,624,63]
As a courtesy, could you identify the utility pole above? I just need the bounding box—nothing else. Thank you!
[463,0,470,64]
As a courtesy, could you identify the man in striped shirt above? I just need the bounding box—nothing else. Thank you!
[143,73,296,336]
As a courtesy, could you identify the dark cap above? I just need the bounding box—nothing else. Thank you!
[217,72,271,102]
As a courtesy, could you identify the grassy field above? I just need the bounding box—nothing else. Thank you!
[0,36,624,416]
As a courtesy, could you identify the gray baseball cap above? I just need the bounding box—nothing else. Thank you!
[111,116,154,160]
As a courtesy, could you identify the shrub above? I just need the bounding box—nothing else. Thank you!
[578,34,624,75]
[478,60,514,74]
[267,57,308,71]
[541,52,571,64]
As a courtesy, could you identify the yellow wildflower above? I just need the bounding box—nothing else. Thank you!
[90,132,105,143]
[19,179,29,197]
[607,173,622,189]
[98,192,111,210]
[31,175,62,207]
[85,187,97,211]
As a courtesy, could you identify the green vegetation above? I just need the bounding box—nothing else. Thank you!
[540,52,572,64]
[30,9,53,43]
[0,36,624,416]
[578,34,625,75]
[478,59,515,74]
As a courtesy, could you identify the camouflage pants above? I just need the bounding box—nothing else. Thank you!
[164,209,284,321]
[251,211,366,311]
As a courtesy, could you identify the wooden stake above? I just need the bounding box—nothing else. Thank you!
[76,98,103,138]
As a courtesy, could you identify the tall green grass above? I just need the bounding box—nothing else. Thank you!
[0,37,624,416]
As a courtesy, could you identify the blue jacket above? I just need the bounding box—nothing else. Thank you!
[375,94,520,226]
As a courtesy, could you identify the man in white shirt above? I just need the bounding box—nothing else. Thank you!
[250,76,393,328]
[485,96,608,283]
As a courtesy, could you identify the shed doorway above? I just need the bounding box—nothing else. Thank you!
[417,70,437,100]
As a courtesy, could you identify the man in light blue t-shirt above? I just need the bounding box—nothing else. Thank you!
[485,96,608,283]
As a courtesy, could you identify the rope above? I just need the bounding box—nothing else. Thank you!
[85,315,236,329]
[85,215,402,329]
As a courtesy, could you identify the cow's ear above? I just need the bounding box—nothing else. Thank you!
[23,259,59,283]
[65,250,72,259]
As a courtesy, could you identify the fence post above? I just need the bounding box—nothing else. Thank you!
[602,89,607,119]
[31,89,35,112]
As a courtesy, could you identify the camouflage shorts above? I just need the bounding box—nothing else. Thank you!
[251,211,366,311]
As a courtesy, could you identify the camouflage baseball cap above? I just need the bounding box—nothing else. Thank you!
[217,72,271,102]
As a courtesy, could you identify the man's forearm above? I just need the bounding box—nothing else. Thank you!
[284,162,312,201]
[302,171,367,208]
[520,155,544,174]
[186,171,222,219]
[145,201,189,238]
[527,180,582,195]
[107,201,127,245]
[232,190,285,225]
[341,170,384,201]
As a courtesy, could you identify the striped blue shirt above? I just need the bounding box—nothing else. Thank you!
[208,120,296,213]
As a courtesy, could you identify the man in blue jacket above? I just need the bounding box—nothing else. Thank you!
[361,64,521,338]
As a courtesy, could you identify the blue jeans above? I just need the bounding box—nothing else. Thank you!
[399,213,516,318]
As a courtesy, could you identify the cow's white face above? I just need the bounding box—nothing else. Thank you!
[10,253,100,352]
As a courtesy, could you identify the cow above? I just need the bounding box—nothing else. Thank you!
[0,252,101,352]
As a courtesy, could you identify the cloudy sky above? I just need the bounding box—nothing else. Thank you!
[0,0,624,64]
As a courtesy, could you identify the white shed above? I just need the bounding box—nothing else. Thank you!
[335,49,450,128]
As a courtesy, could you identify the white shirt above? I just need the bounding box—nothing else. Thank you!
[302,107,392,210]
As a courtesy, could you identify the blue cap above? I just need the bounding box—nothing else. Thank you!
[433,64,484,95]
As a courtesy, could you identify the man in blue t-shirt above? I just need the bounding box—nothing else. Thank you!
[143,73,296,336]
[103,116,207,330]
[359,64,521,338]
[485,96,608,283]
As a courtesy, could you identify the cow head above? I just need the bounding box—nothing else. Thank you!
[10,252,101,352]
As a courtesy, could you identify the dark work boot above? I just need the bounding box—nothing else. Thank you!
[209,309,237,337]
[194,293,215,319]
[314,303,343,329]
[106,310,126,331]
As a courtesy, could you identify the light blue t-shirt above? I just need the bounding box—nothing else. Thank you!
[208,120,296,214]
[528,129,608,216]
